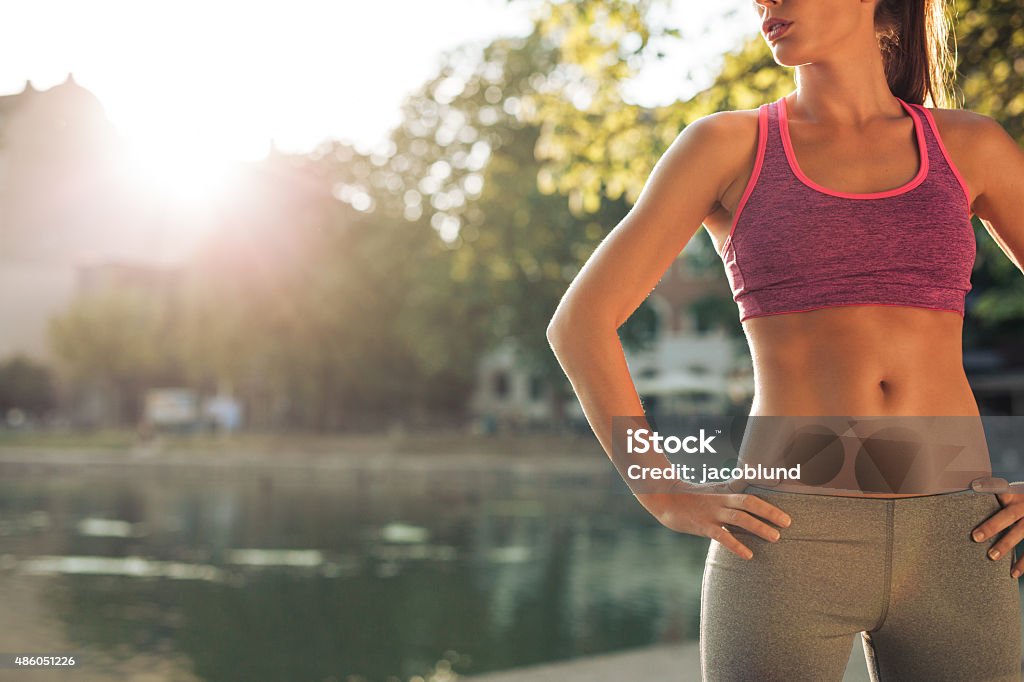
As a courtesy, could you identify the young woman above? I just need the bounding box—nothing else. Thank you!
[546,0,1024,679]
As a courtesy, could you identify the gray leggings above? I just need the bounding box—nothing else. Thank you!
[700,486,1022,681]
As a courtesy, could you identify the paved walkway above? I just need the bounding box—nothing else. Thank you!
[462,641,873,681]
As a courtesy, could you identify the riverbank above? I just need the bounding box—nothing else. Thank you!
[0,428,605,461]
[0,429,617,485]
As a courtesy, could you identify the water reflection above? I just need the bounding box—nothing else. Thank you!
[0,462,708,680]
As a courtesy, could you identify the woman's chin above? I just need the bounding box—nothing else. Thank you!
[769,45,803,68]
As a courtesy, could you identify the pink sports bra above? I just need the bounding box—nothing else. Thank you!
[718,94,976,323]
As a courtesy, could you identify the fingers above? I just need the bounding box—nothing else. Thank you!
[733,492,793,530]
[981,523,1023,563]
[977,517,1024,564]
[972,502,1024,577]
[705,493,793,559]
[689,491,793,561]
[972,505,1021,545]
[716,504,783,544]
[707,525,753,560]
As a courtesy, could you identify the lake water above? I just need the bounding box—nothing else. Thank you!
[0,459,710,681]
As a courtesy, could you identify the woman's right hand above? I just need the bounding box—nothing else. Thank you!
[638,481,793,559]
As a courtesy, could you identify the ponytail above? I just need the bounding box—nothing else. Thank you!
[875,0,960,108]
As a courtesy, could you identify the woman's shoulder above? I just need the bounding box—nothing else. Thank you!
[689,107,763,163]
[683,107,764,214]
[924,105,992,133]
[925,104,1011,171]
[683,106,760,138]
[922,105,1006,155]
[673,107,763,178]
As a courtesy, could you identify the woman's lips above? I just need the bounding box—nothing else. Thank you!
[766,22,792,43]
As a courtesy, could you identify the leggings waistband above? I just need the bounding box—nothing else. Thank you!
[742,483,981,500]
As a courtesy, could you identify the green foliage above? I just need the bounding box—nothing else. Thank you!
[380,30,662,404]
[49,287,176,385]
[954,0,1024,137]
[522,1,793,220]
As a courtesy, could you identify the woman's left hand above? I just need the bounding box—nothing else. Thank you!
[972,489,1024,579]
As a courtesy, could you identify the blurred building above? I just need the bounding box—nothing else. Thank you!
[0,74,186,365]
[470,260,753,431]
[0,74,332,429]
[0,76,113,363]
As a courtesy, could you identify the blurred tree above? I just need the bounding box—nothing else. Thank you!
[175,141,501,431]
[954,0,1024,138]
[0,354,56,419]
[49,287,179,424]
[379,28,661,424]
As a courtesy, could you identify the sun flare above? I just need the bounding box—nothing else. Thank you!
[118,136,238,206]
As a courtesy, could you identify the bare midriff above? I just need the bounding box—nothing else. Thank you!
[740,304,988,498]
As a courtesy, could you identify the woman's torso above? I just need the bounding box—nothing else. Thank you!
[701,94,987,498]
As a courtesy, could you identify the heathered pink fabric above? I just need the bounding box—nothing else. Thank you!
[720,94,975,323]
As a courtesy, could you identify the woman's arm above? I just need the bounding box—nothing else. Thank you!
[546,111,792,539]
[967,116,1024,578]
[972,116,1024,273]
[546,113,735,508]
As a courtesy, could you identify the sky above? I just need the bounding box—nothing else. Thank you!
[0,0,757,165]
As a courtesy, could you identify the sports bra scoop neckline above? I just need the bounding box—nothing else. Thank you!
[777,95,929,200]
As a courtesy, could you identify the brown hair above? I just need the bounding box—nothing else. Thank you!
[874,0,960,108]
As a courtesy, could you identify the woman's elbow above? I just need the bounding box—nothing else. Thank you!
[546,298,583,347]
[546,303,616,350]
[546,314,569,350]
